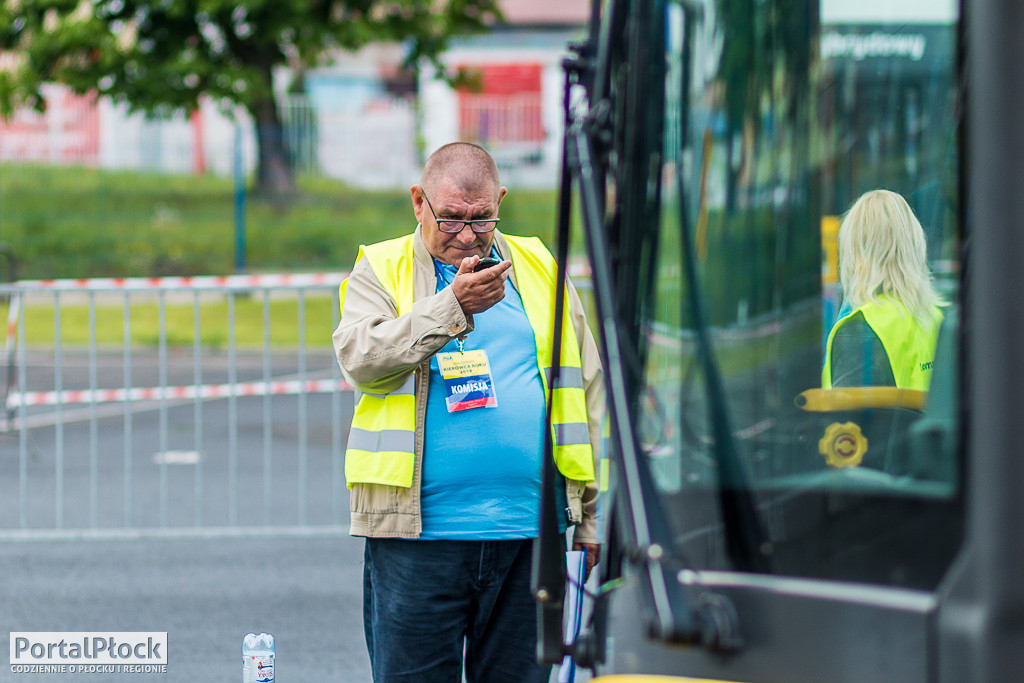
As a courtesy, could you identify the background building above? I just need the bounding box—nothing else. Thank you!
[0,1,589,190]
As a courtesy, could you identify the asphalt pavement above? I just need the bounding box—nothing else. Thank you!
[0,533,371,682]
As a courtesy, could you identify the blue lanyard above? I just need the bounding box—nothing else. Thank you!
[433,260,457,288]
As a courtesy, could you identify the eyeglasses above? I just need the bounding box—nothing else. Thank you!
[422,192,500,234]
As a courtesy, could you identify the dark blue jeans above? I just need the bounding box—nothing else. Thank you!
[362,537,552,683]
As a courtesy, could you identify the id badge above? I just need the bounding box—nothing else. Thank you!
[436,349,498,412]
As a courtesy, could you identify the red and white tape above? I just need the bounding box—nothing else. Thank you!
[13,272,348,291]
[2,273,354,409]
[10,265,590,292]
[8,258,591,293]
[10,263,589,293]
[7,378,354,409]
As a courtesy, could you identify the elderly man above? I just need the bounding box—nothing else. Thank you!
[333,141,602,683]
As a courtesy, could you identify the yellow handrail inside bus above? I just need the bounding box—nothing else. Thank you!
[795,387,927,412]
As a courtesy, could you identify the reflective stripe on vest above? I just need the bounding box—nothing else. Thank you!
[340,233,595,488]
[822,297,942,391]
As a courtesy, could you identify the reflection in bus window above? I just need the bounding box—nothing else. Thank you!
[823,190,945,390]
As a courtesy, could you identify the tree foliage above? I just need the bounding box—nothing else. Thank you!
[0,0,501,195]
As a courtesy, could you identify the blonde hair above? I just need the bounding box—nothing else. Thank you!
[838,189,944,327]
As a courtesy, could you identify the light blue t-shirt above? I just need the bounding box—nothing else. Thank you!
[420,257,569,539]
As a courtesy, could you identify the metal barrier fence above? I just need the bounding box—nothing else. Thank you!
[0,273,352,540]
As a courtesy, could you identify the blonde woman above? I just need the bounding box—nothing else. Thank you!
[822,189,945,389]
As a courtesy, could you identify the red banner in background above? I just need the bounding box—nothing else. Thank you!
[458,63,544,145]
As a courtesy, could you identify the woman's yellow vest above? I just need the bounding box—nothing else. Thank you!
[338,233,595,488]
[822,297,942,390]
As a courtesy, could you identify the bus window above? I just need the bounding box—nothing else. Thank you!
[633,0,962,590]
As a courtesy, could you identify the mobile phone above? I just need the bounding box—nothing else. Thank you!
[474,257,501,272]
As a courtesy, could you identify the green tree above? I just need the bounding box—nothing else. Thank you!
[0,0,500,197]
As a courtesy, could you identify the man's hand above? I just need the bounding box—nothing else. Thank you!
[572,541,600,583]
[451,255,512,315]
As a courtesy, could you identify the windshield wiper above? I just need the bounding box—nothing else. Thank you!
[673,7,771,574]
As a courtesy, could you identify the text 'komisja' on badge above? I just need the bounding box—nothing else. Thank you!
[436,349,498,412]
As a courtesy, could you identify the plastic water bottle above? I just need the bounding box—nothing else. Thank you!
[242,633,275,683]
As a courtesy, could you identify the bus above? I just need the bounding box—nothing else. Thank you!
[531,0,1024,680]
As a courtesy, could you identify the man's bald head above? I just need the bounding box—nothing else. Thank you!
[421,142,502,200]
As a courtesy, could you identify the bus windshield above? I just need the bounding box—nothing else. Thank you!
[636,0,962,589]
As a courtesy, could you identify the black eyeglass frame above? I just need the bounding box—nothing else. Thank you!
[421,192,501,234]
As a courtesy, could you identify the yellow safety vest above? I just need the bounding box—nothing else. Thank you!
[822,297,942,391]
[339,233,595,488]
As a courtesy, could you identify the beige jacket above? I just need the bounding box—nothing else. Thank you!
[332,226,604,543]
